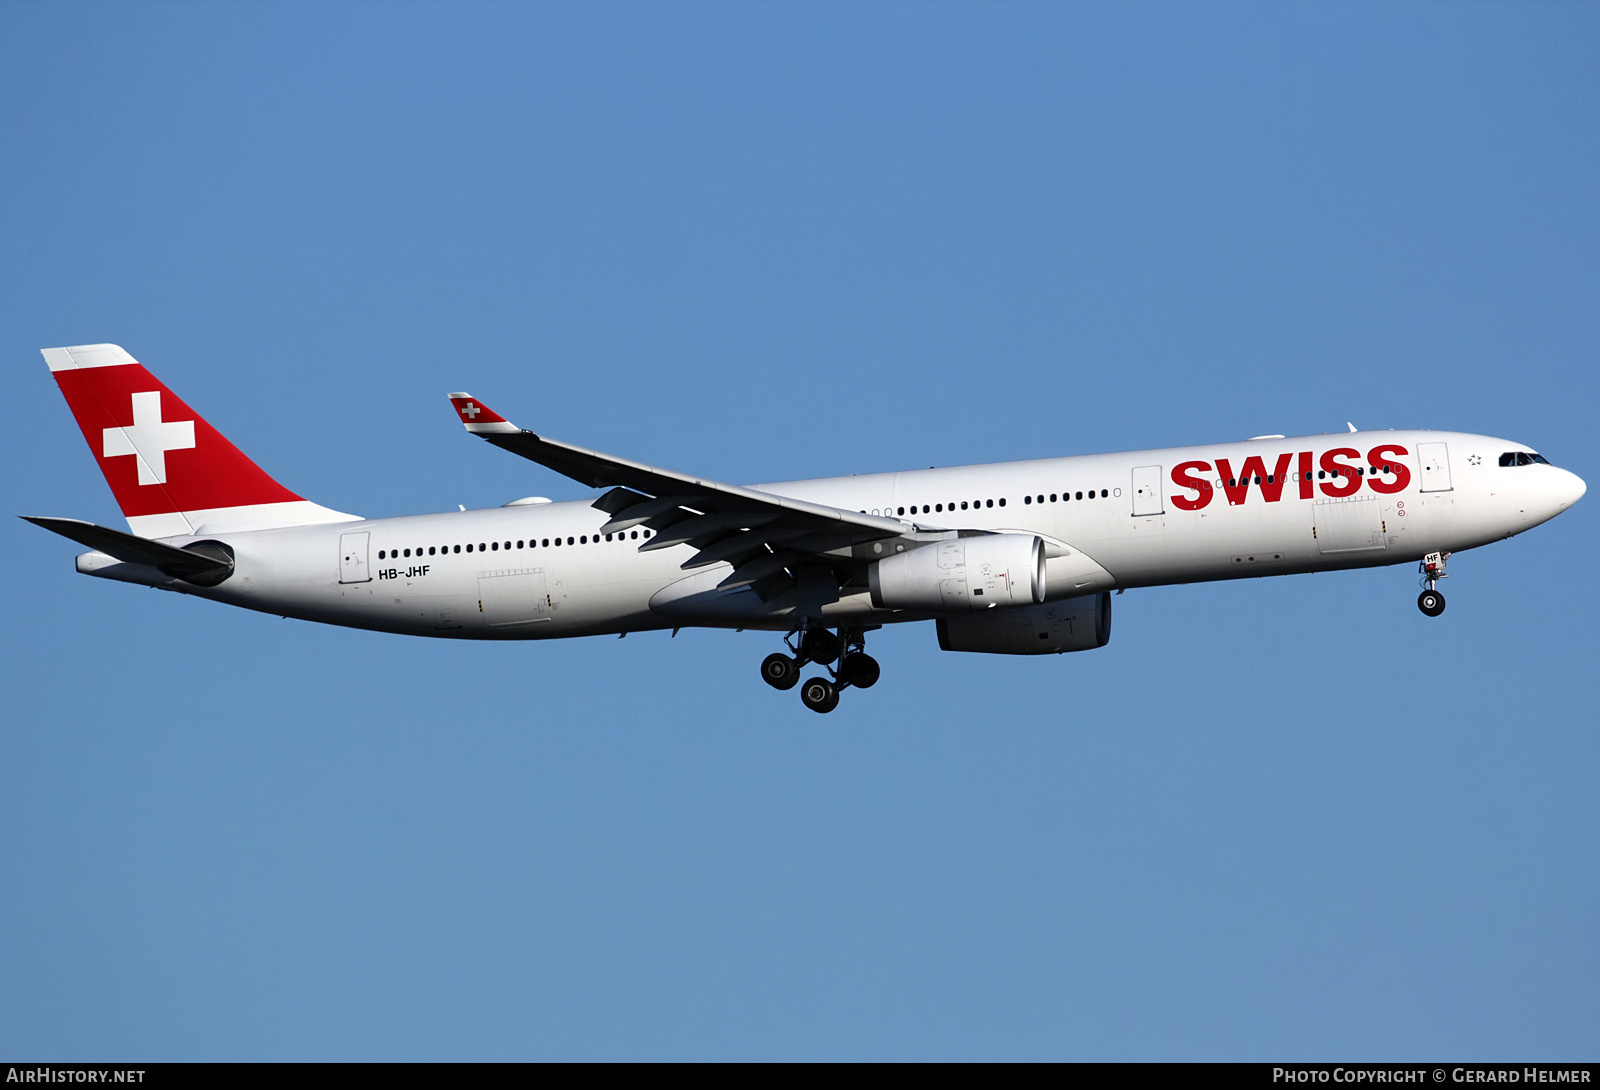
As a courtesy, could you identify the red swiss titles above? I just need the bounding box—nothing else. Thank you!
[1169,445,1412,511]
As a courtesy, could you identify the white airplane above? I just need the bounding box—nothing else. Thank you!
[27,344,1587,713]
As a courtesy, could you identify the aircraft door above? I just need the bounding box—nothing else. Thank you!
[338,531,371,583]
[1131,465,1164,516]
[1418,442,1453,493]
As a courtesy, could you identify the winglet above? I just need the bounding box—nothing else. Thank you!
[447,393,519,435]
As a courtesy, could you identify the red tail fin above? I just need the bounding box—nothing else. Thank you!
[44,344,358,538]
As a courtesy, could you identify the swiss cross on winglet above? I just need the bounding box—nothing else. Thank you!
[447,393,519,434]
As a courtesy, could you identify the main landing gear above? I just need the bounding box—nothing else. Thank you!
[1417,551,1449,617]
[760,626,879,713]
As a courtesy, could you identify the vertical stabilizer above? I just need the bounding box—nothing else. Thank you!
[43,344,359,537]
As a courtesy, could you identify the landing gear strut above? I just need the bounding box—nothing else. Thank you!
[1418,551,1448,617]
[759,625,879,712]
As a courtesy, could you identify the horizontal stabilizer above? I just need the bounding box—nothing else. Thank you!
[22,516,231,580]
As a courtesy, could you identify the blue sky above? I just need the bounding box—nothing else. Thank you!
[2,1,1596,1060]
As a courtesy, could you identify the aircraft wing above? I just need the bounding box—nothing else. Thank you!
[448,394,910,599]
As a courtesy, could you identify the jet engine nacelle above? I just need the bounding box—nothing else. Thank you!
[936,591,1112,655]
[868,533,1046,612]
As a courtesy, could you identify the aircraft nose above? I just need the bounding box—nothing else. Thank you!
[1555,467,1586,510]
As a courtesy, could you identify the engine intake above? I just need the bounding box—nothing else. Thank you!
[869,534,1045,612]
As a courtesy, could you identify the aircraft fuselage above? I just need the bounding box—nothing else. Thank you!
[81,429,1583,640]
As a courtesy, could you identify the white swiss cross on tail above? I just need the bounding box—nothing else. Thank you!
[103,391,195,485]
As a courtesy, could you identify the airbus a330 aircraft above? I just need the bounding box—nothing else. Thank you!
[27,344,1586,713]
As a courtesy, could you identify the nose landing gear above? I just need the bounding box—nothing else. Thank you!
[760,626,879,712]
[1417,551,1449,617]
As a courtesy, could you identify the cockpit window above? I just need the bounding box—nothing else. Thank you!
[1499,451,1551,467]
[1530,453,1550,465]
